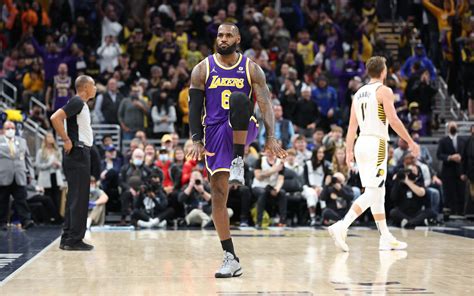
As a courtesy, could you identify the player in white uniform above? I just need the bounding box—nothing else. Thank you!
[328,56,420,252]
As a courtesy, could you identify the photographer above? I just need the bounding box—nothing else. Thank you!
[320,173,354,226]
[252,151,288,227]
[179,170,224,228]
[131,173,171,229]
[119,149,152,224]
[390,154,436,228]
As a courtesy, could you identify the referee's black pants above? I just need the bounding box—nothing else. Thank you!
[62,147,91,244]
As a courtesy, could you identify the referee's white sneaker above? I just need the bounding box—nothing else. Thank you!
[328,221,349,252]
[379,233,408,251]
[215,251,243,278]
[229,156,245,185]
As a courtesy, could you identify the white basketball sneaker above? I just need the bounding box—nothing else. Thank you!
[379,233,408,251]
[215,251,243,278]
[229,156,245,185]
[328,221,349,252]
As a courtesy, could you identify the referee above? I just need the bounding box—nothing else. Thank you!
[51,75,96,251]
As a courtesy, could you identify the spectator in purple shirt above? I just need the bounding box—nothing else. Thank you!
[30,35,75,84]
[329,59,365,105]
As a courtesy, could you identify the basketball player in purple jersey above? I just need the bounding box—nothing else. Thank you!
[188,23,287,278]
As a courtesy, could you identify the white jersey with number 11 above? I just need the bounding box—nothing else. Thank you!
[353,82,389,141]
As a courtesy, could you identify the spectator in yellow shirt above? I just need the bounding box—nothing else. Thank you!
[22,61,44,109]
[178,80,190,136]
[186,40,204,71]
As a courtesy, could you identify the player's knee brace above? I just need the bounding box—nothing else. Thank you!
[229,92,252,130]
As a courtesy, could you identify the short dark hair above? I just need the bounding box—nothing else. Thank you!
[315,128,325,133]
[75,75,93,92]
[102,134,112,142]
[366,56,386,78]
[219,23,240,35]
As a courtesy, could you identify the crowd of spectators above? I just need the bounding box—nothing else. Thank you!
[0,0,473,229]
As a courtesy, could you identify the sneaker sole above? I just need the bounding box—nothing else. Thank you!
[328,227,349,252]
[61,246,94,251]
[215,268,243,278]
[379,245,408,251]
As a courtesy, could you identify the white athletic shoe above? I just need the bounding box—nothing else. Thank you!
[215,251,243,278]
[229,157,245,185]
[158,220,167,228]
[328,221,349,252]
[379,234,408,251]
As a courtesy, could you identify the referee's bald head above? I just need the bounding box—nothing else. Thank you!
[75,75,94,92]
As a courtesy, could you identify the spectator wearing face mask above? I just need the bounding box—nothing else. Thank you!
[0,121,35,230]
[87,177,108,228]
[437,121,467,216]
[119,148,153,224]
[155,147,174,195]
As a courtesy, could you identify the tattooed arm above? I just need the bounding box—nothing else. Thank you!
[249,60,287,159]
[188,59,214,160]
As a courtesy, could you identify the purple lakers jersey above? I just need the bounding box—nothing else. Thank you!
[204,54,252,126]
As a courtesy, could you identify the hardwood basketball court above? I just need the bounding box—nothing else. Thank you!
[0,227,473,295]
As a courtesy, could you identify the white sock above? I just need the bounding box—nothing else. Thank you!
[310,213,316,219]
[86,218,92,229]
[341,209,358,229]
[375,219,391,237]
[369,187,390,237]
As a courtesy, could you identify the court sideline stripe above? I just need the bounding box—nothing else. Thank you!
[0,237,60,287]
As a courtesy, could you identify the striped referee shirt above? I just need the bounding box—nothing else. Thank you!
[62,96,93,147]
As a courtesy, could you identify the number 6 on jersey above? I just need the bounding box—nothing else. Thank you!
[221,89,231,110]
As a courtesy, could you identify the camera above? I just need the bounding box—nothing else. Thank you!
[330,176,339,185]
[195,179,202,186]
[396,168,416,181]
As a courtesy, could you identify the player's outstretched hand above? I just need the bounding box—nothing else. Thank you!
[408,141,420,159]
[264,137,287,159]
[187,141,215,161]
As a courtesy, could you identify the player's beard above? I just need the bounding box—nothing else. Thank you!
[217,42,237,56]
